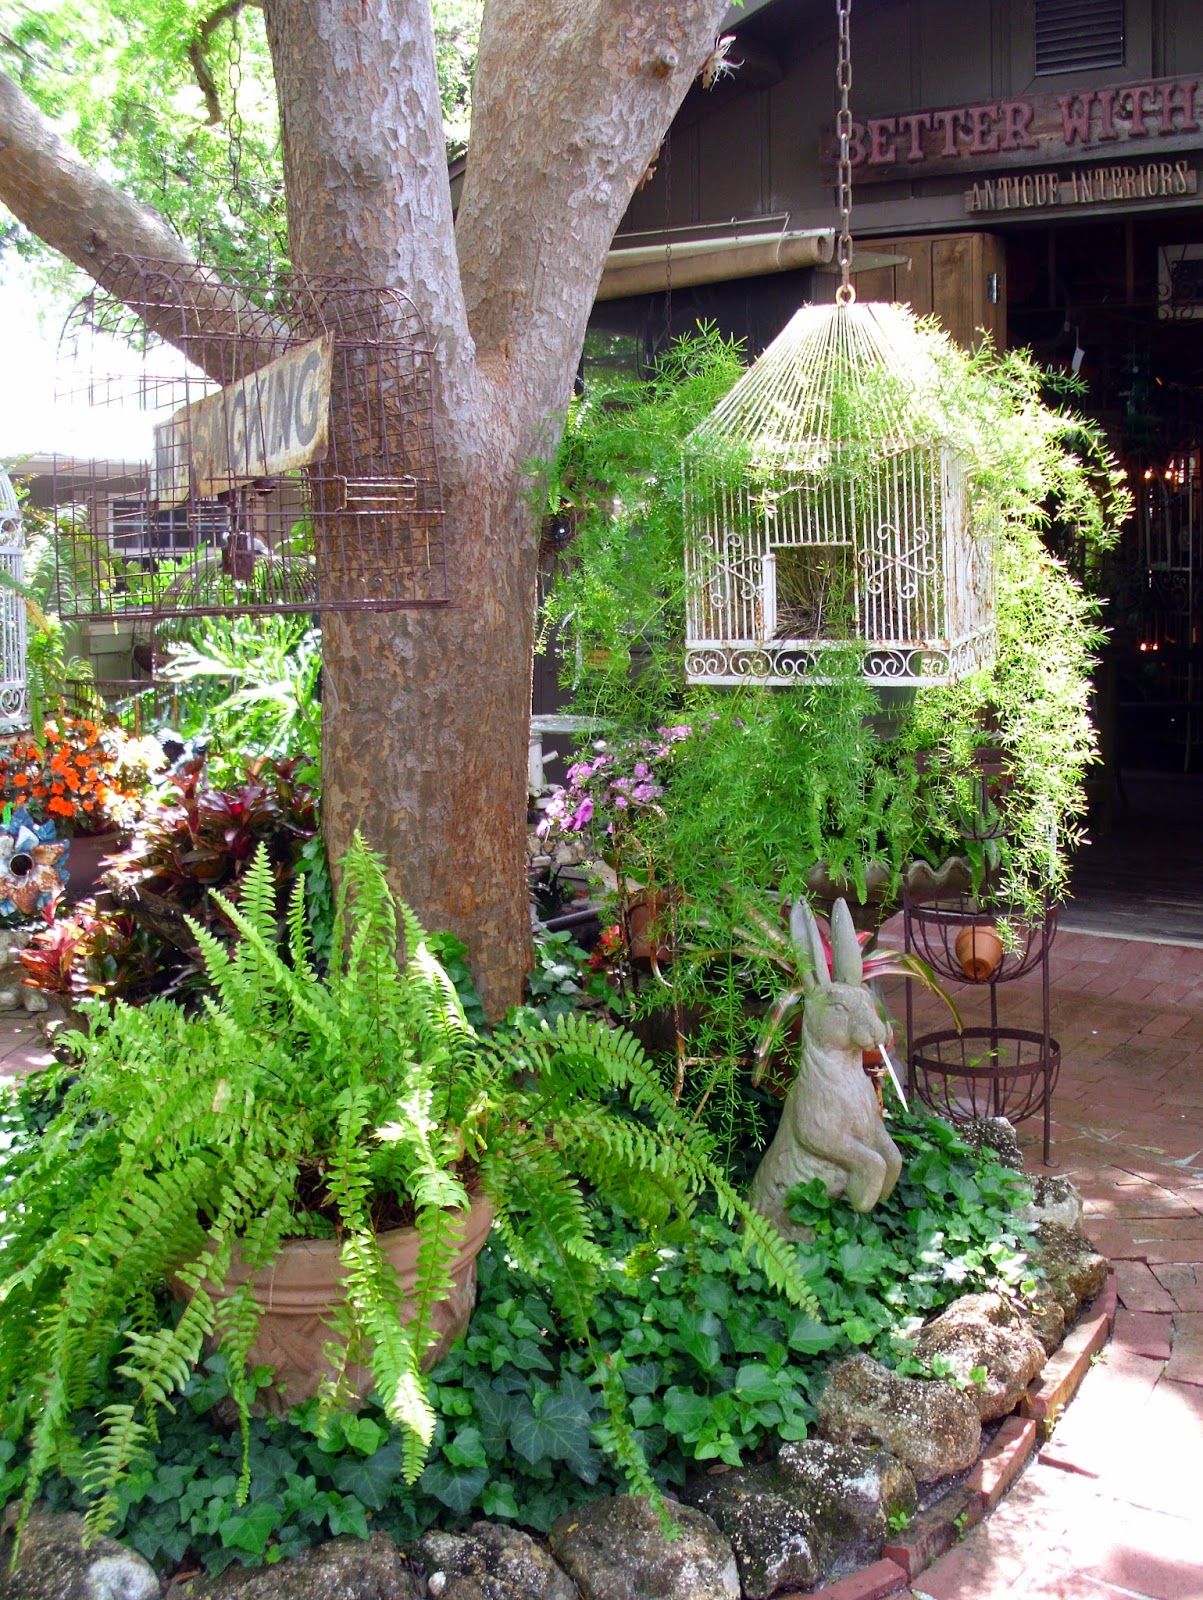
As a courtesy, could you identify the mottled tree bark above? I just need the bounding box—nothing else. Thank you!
[0,0,731,1013]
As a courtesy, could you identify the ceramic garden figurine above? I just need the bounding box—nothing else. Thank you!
[750,897,903,1234]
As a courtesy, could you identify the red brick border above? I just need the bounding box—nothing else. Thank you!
[802,1270,1116,1599]
[776,1558,910,1600]
[1020,1269,1117,1433]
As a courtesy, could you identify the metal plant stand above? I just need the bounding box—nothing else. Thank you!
[903,887,1060,1165]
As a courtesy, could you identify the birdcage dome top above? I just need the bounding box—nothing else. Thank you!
[0,467,19,519]
[688,300,953,472]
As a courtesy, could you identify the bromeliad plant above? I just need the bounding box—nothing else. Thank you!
[0,835,814,1540]
[729,894,961,1091]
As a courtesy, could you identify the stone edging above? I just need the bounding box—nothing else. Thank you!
[786,1267,1118,1600]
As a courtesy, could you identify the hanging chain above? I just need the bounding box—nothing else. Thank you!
[227,9,245,217]
[835,0,855,305]
[664,132,674,344]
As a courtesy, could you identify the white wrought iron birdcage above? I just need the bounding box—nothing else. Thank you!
[683,300,996,687]
[0,467,28,727]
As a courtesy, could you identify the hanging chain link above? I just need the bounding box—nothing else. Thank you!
[664,132,674,342]
[227,9,245,217]
[835,0,855,305]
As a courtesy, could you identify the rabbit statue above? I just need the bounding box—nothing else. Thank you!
[749,896,902,1235]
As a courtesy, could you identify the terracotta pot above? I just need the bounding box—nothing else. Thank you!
[626,889,676,963]
[65,829,123,903]
[188,1198,494,1414]
[861,1023,895,1072]
[955,923,1004,981]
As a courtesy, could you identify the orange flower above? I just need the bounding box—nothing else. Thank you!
[47,797,74,818]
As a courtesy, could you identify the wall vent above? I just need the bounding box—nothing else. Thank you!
[1035,0,1125,76]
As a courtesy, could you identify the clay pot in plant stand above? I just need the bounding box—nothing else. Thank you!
[191,1199,494,1414]
[955,923,1004,981]
[626,889,677,963]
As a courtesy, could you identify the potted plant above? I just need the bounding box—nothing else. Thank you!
[0,715,161,900]
[537,723,693,966]
[0,834,812,1537]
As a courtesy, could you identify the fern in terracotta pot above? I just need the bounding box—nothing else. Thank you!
[0,834,811,1538]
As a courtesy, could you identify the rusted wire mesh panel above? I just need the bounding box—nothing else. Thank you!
[50,256,446,621]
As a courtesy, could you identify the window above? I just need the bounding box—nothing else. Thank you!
[1034,0,1124,76]
[106,497,229,558]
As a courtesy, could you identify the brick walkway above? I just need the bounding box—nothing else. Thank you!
[1,928,1201,1599]
[902,928,1203,1600]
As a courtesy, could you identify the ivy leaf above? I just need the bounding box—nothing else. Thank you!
[468,1381,518,1455]
[481,1479,520,1520]
[340,1416,387,1456]
[219,1502,281,1557]
[661,1386,713,1441]
[330,1439,403,1510]
[510,1393,600,1481]
[445,1425,488,1470]
[419,1459,489,1516]
[785,1315,841,1354]
[621,1361,664,1396]
[677,1310,723,1372]
[326,1493,370,1539]
[733,1363,781,1404]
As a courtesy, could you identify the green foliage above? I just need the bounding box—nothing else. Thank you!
[785,1106,1034,1350]
[3,1105,1034,1572]
[0,835,814,1537]
[541,323,1128,962]
[1,0,481,276]
[541,323,747,723]
[1,0,285,279]
[157,616,322,783]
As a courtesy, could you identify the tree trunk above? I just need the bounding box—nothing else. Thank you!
[320,454,539,1017]
[1,0,733,1015]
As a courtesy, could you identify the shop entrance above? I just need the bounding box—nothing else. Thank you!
[1005,213,1203,940]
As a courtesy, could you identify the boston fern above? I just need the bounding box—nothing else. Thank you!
[0,835,813,1538]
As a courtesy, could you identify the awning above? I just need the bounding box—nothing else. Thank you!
[597,228,836,302]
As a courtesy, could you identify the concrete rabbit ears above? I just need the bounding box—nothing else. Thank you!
[829,897,864,986]
[788,896,864,989]
[789,898,830,990]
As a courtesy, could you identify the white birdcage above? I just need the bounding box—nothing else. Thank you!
[0,467,28,728]
[683,300,996,687]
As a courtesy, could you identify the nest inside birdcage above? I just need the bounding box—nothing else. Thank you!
[683,300,996,687]
[47,256,447,630]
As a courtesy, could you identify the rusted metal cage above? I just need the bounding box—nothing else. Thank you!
[683,301,996,686]
[49,256,446,623]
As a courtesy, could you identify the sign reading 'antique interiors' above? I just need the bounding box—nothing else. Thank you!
[828,74,1203,184]
[966,160,1197,214]
[154,334,334,507]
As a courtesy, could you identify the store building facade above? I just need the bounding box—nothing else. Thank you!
[587,0,1203,776]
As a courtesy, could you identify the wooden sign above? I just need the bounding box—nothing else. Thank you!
[824,74,1203,184]
[966,160,1197,215]
[154,334,334,507]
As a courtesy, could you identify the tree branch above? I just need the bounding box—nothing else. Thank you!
[457,0,730,434]
[187,0,264,126]
[0,69,284,380]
